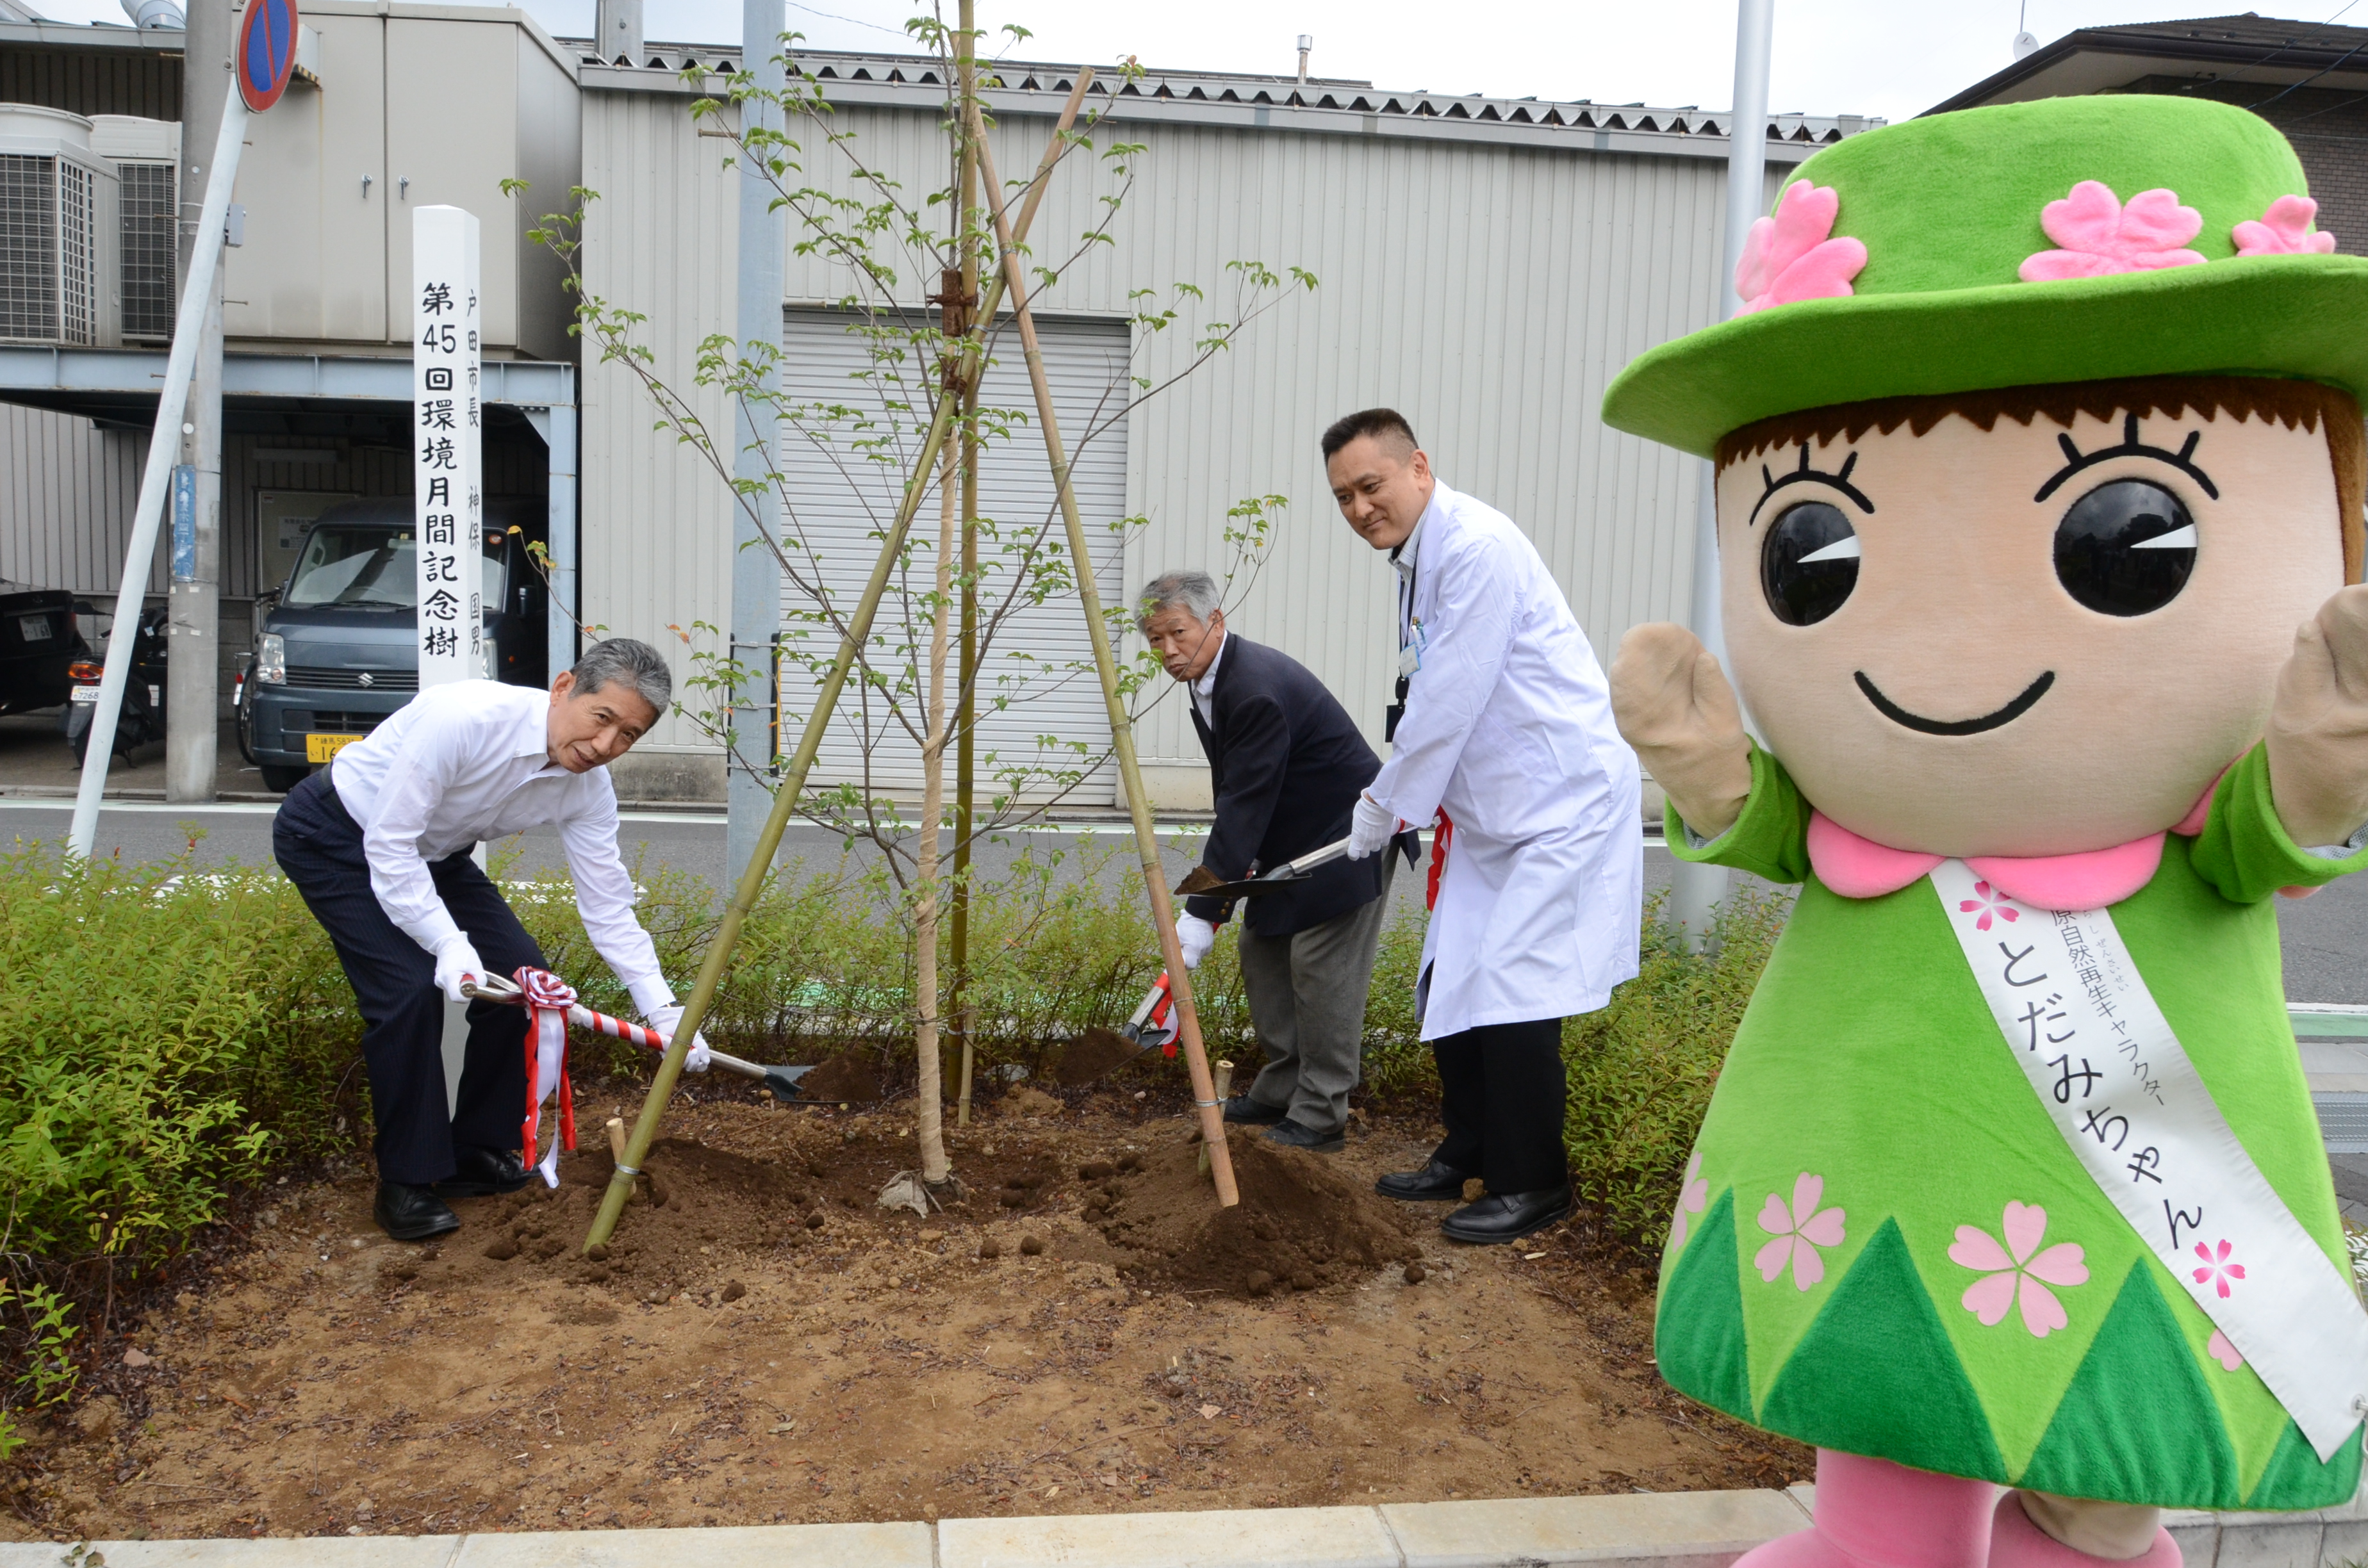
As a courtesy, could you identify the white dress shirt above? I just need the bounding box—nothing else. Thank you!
[1366,481,1643,1037]
[329,680,673,1015]
[1188,628,1229,727]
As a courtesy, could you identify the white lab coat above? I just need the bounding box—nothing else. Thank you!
[1368,482,1642,1040]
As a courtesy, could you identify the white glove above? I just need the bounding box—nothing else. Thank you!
[1175,913,1217,970]
[434,937,486,1004]
[1347,792,1400,860]
[646,1004,712,1074]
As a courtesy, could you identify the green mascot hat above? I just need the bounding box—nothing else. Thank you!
[1601,94,2368,457]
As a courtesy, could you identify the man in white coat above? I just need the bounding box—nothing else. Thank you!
[1328,408,1642,1245]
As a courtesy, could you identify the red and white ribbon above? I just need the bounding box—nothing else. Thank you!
[516,967,580,1188]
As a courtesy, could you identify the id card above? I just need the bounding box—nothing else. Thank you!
[1398,621,1427,678]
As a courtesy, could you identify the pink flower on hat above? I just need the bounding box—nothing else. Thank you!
[2019,181,2207,281]
[1736,181,1868,314]
[2234,194,2337,256]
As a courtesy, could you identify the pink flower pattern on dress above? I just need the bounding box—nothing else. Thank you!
[1947,1200,2089,1338]
[1755,1173,1847,1291]
[2193,1239,2246,1298]
[2019,181,2207,281]
[2207,1328,2245,1371]
[1670,1151,1710,1249]
[2233,194,2337,256]
[1958,879,2019,933]
[1735,181,1868,314]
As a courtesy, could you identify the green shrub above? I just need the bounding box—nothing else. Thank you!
[1563,887,1789,1253]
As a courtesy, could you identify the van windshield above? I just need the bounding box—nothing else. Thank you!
[283,525,507,609]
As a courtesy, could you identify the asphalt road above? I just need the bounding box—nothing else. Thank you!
[6,799,2364,1002]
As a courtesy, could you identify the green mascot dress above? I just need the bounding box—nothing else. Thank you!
[1602,90,2368,1565]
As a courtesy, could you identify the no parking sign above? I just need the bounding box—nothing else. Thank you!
[236,0,299,113]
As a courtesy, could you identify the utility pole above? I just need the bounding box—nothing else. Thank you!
[1667,0,1770,953]
[166,0,230,804]
[727,0,785,888]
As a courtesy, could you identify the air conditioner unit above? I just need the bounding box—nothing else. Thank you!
[90,116,179,345]
[0,104,122,348]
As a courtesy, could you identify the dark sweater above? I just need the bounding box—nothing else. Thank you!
[1184,634,1389,938]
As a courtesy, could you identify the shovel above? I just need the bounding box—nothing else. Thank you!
[462,972,817,1104]
[1054,835,1356,1085]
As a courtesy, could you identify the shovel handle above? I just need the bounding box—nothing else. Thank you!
[462,974,769,1084]
[1274,834,1354,879]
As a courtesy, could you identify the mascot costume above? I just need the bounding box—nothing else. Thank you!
[1602,95,2368,1567]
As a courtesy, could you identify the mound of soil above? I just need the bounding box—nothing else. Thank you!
[1052,1026,1144,1087]
[1087,1127,1420,1296]
[794,1052,883,1104]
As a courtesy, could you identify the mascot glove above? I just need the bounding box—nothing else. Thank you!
[433,936,487,1005]
[1611,623,1754,842]
[1175,913,1217,970]
[2267,583,2368,848]
[1347,792,1401,860]
[646,1004,712,1074]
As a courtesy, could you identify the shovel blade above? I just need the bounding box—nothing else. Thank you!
[1054,1025,1153,1086]
[762,1064,816,1104]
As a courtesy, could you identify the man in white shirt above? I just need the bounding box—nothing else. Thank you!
[272,639,709,1243]
[1328,409,1643,1245]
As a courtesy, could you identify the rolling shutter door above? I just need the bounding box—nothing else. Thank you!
[777,306,1129,804]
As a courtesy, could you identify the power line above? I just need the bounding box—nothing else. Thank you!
[2246,0,2368,109]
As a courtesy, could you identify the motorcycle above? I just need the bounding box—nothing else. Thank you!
[63,603,169,764]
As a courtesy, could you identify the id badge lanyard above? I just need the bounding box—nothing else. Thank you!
[1388,551,1423,741]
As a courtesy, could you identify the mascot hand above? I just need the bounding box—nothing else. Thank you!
[2268,583,2368,849]
[1611,622,1753,840]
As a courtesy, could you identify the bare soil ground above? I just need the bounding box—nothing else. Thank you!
[13,1084,1808,1542]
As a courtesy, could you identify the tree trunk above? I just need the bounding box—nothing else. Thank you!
[911,406,958,1186]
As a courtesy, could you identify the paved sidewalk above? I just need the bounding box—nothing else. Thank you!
[8,1482,2365,1567]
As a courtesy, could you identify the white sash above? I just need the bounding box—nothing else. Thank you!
[1930,860,2368,1462]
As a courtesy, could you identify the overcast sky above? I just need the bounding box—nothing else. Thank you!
[24,0,2365,123]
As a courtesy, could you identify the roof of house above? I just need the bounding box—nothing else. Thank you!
[1930,12,2368,114]
[573,42,1879,164]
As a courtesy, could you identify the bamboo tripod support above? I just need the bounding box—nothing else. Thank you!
[583,77,1095,1253]
[970,104,1240,1207]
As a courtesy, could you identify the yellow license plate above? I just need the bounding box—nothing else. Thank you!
[305,733,363,764]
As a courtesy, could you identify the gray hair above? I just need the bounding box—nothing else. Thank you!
[1137,569,1221,626]
[569,637,673,715]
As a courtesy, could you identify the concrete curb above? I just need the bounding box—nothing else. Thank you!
[8,1482,2364,1568]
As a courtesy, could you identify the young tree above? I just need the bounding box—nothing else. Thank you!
[522,4,1311,1191]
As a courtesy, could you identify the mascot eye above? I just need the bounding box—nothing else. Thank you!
[2053,478,2198,617]
[1761,500,1861,626]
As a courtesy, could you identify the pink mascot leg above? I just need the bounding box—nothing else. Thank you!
[1987,1492,2178,1567]
[1734,1449,1996,1568]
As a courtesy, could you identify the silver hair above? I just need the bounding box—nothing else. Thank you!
[569,637,673,715]
[1137,569,1221,626]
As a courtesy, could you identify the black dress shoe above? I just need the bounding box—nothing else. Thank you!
[1441,1184,1574,1245]
[436,1145,534,1198]
[1263,1118,1345,1154]
[375,1181,461,1243]
[1375,1157,1472,1202]
[1221,1093,1288,1125]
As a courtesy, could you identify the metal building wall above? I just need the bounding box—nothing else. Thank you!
[584,87,1743,793]
[0,402,151,592]
[575,85,739,778]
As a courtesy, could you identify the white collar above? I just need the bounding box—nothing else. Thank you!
[1390,485,1441,583]
[1191,628,1228,703]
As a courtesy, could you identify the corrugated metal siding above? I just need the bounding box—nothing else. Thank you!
[0,402,151,593]
[0,47,181,121]
[777,306,1127,802]
[577,87,738,755]
[594,91,1747,779]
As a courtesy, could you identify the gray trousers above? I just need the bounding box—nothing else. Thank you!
[1235,856,1395,1134]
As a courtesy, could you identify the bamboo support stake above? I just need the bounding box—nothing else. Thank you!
[1199,1061,1233,1177]
[950,0,982,1128]
[970,106,1240,1207]
[583,78,1096,1252]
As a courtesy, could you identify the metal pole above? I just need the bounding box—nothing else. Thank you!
[726,0,787,889]
[67,81,247,858]
[1667,0,1771,952]
[542,398,578,683]
[583,88,1092,1252]
[969,102,1239,1207]
[166,0,229,805]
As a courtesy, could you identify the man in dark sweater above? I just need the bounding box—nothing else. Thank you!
[1139,571,1397,1152]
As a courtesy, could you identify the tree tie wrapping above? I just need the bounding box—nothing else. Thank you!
[516,966,579,1188]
